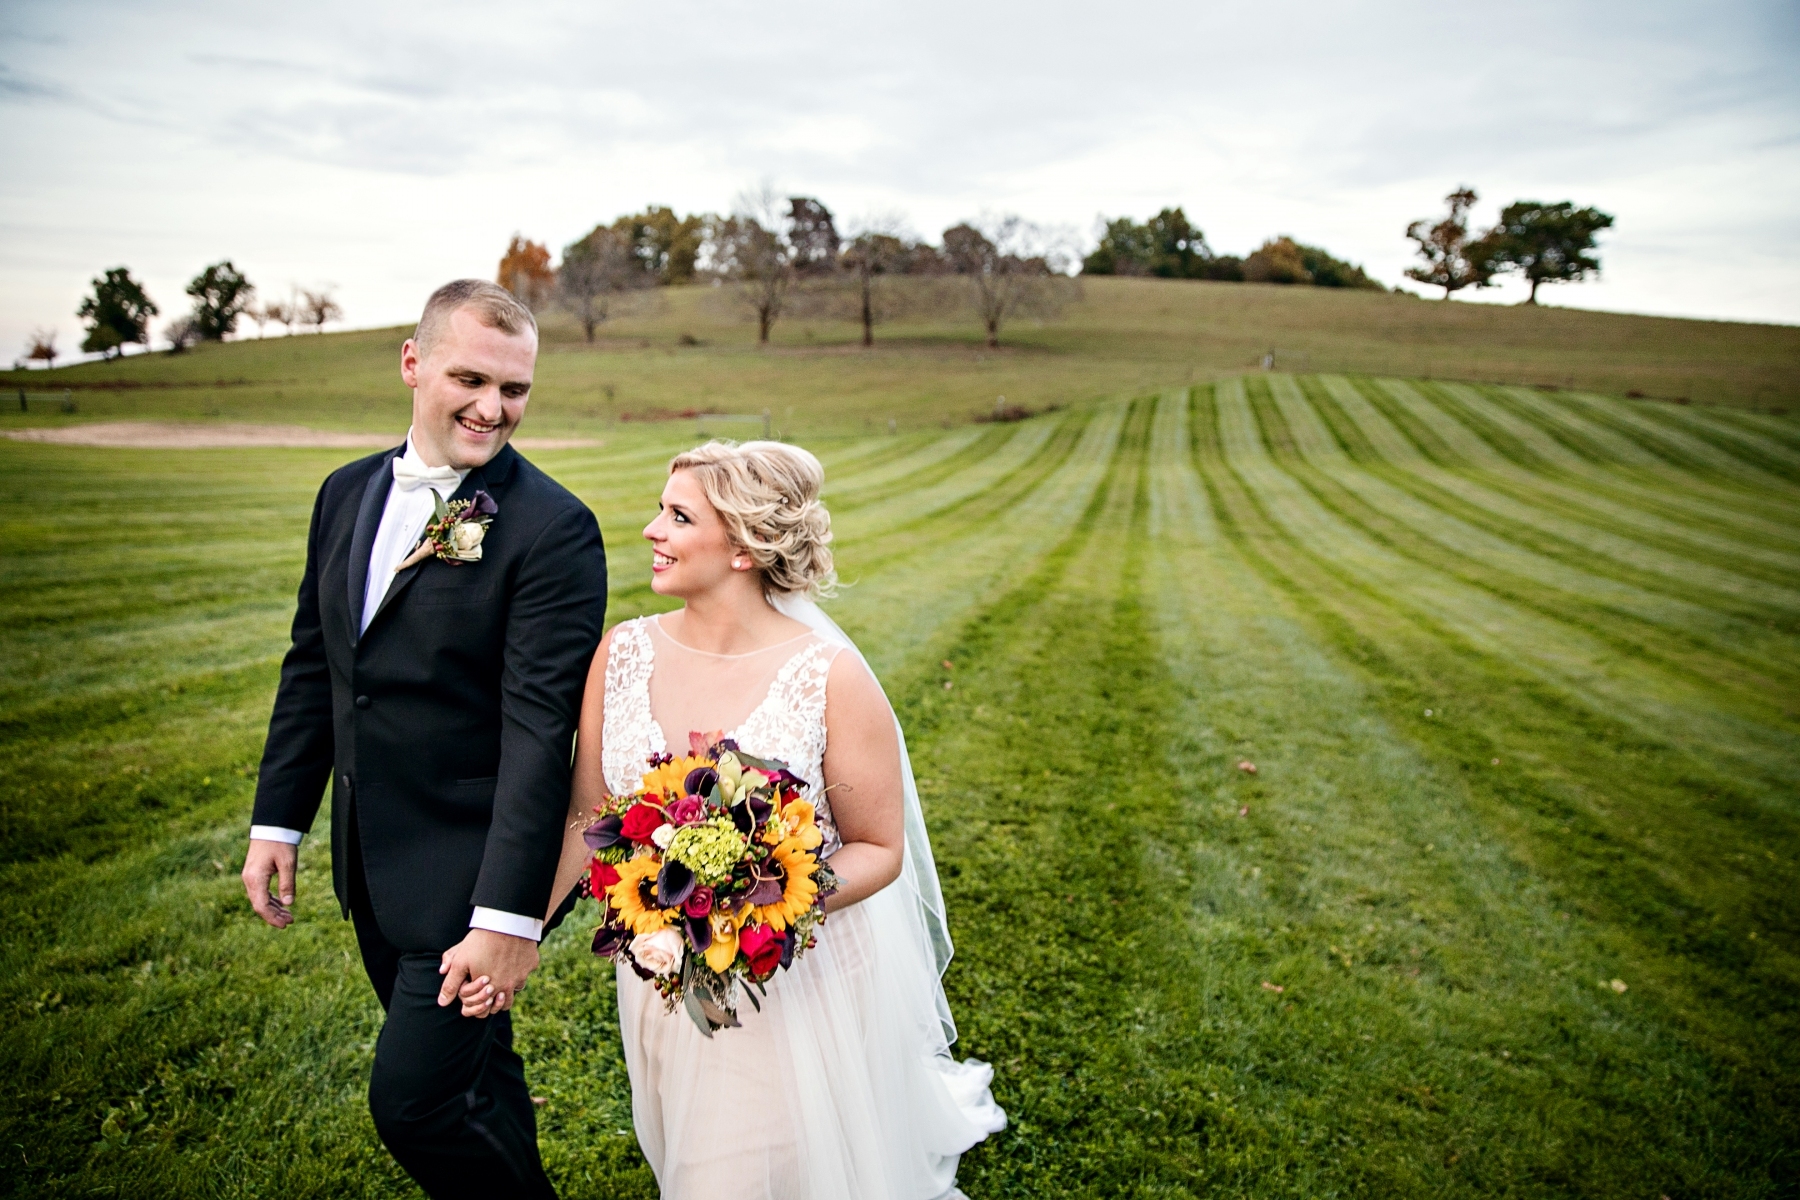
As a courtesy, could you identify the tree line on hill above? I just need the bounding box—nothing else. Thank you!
[1080,209,1384,290]
[21,185,1615,370]
[20,267,343,368]
[1080,191,1612,305]
[498,188,1077,349]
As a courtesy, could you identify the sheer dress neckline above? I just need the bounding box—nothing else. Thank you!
[649,612,813,660]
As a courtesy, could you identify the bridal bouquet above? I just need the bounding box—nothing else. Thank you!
[583,733,839,1035]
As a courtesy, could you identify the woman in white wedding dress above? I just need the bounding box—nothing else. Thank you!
[546,441,1002,1198]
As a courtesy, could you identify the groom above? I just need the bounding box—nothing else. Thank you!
[241,279,607,1198]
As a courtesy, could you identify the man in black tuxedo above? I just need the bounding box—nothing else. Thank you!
[241,279,606,1198]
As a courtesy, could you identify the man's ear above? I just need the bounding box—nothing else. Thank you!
[400,338,422,389]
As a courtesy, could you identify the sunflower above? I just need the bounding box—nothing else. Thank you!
[606,856,676,935]
[753,838,821,931]
[638,754,710,802]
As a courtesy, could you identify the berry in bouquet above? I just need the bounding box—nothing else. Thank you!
[582,732,840,1035]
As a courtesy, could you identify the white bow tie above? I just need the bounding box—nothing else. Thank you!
[392,455,462,493]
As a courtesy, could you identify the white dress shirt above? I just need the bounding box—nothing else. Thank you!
[251,432,545,942]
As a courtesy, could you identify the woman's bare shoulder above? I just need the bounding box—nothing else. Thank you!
[823,650,887,716]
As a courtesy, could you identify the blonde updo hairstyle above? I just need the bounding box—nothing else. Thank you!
[668,440,837,599]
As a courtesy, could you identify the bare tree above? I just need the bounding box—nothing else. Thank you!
[298,287,343,334]
[942,215,1075,348]
[164,315,199,353]
[266,293,296,335]
[24,327,58,368]
[559,227,653,342]
[709,184,794,344]
[837,215,916,347]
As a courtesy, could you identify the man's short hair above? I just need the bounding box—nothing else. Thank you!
[412,279,537,360]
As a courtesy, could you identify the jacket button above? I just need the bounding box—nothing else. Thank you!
[341,774,352,790]
[355,695,371,709]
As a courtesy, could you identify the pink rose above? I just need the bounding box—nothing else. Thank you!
[667,795,705,826]
[683,886,714,918]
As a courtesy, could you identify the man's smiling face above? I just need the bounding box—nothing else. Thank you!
[400,305,536,470]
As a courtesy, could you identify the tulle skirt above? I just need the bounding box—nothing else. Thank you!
[616,884,1006,1199]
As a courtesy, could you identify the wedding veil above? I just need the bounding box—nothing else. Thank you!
[771,593,960,1045]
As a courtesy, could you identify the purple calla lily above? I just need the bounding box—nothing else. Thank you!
[657,859,697,908]
[582,814,624,851]
[682,912,713,954]
[470,490,498,516]
[730,792,775,836]
[591,926,629,958]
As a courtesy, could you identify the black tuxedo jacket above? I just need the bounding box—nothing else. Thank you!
[252,442,607,951]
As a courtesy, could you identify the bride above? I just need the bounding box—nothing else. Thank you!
[474,440,1004,1198]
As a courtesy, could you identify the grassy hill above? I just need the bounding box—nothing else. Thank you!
[1,282,1797,1196]
[3,278,1796,438]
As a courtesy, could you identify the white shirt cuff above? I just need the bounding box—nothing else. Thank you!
[469,907,544,942]
[249,825,305,845]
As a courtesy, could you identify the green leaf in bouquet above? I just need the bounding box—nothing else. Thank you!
[678,955,714,1037]
[732,750,789,775]
[431,489,450,522]
[697,990,741,1032]
[681,985,713,1038]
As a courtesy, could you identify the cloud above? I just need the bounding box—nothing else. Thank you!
[0,0,1795,360]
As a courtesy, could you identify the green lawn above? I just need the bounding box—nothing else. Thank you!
[1,374,1796,1197]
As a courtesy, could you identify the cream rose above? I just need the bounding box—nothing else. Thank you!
[651,823,677,850]
[630,927,684,977]
[450,521,486,559]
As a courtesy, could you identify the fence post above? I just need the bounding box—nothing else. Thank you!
[62,389,75,413]
[17,388,24,413]
[762,408,771,439]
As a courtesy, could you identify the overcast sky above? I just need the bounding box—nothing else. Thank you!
[3,0,1796,362]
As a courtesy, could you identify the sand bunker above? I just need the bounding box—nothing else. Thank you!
[3,422,602,451]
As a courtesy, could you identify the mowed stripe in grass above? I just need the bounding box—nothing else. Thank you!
[1,376,1796,1197]
[1187,381,1797,1194]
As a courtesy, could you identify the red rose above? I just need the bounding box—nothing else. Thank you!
[589,859,621,895]
[620,803,665,844]
[683,886,714,918]
[738,923,785,977]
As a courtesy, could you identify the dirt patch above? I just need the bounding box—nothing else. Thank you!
[3,422,602,451]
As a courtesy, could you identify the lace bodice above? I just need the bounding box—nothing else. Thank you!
[601,617,843,855]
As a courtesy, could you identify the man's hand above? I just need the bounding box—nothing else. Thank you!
[439,928,539,1018]
[242,839,299,929]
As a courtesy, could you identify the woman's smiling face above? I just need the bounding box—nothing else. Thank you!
[644,469,740,598]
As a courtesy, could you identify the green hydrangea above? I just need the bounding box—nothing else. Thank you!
[667,818,747,884]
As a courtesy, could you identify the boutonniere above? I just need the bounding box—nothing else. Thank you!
[396,489,498,572]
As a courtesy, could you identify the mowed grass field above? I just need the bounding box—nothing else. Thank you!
[2,370,1798,1196]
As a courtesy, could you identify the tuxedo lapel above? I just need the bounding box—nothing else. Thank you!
[347,448,402,647]
[367,448,513,631]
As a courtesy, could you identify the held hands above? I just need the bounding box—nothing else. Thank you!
[440,928,539,1018]
[242,839,299,929]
